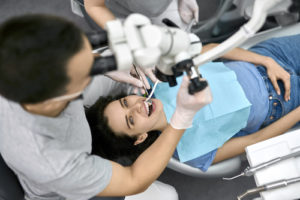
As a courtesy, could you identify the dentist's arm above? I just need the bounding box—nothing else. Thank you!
[84,0,115,29]
[213,106,300,163]
[202,43,291,101]
[98,77,212,196]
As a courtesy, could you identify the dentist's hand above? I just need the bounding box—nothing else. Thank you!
[105,70,144,89]
[106,65,159,94]
[129,65,160,94]
[178,0,199,24]
[171,76,213,129]
[143,67,159,84]
[129,66,159,88]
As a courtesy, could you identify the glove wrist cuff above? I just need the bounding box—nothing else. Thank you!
[170,108,196,130]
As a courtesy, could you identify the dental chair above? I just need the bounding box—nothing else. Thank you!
[168,156,242,178]
[0,154,24,200]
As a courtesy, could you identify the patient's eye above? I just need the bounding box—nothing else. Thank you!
[123,98,128,107]
[129,116,134,125]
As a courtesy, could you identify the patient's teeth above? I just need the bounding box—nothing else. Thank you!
[148,104,153,116]
[144,101,149,115]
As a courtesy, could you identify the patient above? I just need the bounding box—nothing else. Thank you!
[86,35,300,171]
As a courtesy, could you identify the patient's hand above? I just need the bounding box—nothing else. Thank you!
[264,57,290,101]
[213,46,291,101]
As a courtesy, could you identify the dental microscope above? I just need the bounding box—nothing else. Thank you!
[89,13,206,94]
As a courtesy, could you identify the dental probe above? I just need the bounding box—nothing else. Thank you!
[143,80,159,115]
[145,80,159,103]
[223,150,300,181]
[185,19,196,33]
[237,176,300,200]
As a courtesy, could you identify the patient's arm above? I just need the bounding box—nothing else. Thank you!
[202,43,271,66]
[98,126,184,196]
[202,43,291,101]
[213,106,300,163]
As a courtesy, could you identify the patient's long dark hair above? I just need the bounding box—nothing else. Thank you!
[85,94,160,165]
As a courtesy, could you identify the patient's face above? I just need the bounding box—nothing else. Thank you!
[104,95,167,137]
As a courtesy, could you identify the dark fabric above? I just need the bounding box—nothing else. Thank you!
[0,154,24,200]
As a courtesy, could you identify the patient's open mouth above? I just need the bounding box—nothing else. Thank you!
[144,101,153,117]
[148,103,153,116]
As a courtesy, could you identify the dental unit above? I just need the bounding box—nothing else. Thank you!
[223,150,300,181]
[237,176,300,200]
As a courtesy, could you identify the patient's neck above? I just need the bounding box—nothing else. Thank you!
[156,113,168,132]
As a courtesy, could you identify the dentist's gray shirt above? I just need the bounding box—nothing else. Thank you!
[0,76,129,200]
[105,0,172,18]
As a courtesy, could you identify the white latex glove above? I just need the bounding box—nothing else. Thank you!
[178,0,199,24]
[106,66,159,94]
[170,76,213,129]
[129,65,160,94]
[105,70,144,90]
[143,66,159,84]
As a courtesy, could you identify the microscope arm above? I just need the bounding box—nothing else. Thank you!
[193,0,288,66]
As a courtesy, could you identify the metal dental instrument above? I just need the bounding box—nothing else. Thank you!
[185,19,196,33]
[223,150,300,181]
[132,64,152,105]
[132,64,150,96]
[237,176,300,200]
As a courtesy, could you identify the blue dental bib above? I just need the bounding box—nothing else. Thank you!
[154,62,251,162]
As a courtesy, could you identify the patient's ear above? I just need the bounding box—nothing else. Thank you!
[134,133,148,145]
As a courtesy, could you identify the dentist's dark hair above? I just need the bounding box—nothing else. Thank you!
[85,95,160,165]
[0,14,84,103]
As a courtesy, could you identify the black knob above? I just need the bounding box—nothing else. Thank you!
[86,31,108,49]
[188,77,208,94]
[162,18,180,28]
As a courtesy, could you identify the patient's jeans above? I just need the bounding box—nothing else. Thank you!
[176,35,300,172]
[250,34,300,127]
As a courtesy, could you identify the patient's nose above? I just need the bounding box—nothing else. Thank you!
[131,101,142,113]
[131,102,141,112]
